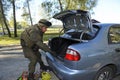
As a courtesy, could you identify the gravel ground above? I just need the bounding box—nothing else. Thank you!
[0,48,59,80]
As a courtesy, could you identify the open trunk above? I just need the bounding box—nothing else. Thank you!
[49,10,94,58]
[49,37,80,58]
[48,30,93,58]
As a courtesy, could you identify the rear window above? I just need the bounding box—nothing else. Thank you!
[63,14,91,31]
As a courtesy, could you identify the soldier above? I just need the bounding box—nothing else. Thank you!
[20,19,55,80]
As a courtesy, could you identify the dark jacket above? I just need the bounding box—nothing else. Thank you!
[20,24,52,53]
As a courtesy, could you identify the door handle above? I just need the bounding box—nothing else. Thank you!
[115,48,120,52]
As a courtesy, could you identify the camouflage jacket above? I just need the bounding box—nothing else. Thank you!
[20,24,52,53]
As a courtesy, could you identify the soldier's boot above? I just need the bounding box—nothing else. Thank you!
[28,73,35,80]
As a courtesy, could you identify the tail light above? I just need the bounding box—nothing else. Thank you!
[64,48,80,61]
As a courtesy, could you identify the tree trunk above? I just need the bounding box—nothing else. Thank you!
[0,0,11,37]
[12,0,17,37]
[58,0,63,11]
[1,22,5,35]
[0,18,5,35]
[27,0,33,26]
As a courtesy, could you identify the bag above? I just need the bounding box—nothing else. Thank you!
[17,71,28,80]
[41,71,51,80]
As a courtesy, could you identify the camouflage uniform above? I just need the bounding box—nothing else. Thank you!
[20,19,53,80]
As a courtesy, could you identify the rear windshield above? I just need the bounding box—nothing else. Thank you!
[63,14,91,31]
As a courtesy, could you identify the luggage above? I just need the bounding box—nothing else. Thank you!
[17,70,51,80]
[41,71,51,80]
[17,71,28,80]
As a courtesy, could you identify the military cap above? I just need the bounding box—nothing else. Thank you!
[38,19,52,28]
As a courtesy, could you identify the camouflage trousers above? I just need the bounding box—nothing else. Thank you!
[22,46,45,74]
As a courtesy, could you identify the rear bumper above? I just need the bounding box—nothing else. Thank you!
[46,53,96,80]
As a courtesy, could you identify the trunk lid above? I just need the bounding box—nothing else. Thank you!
[53,10,93,32]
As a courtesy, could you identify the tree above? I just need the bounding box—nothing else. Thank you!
[26,0,33,26]
[11,0,17,37]
[3,0,18,37]
[58,0,63,11]
[21,7,30,27]
[41,1,53,19]
[0,8,5,34]
[41,0,98,18]
[3,0,33,37]
[0,0,11,37]
[0,18,6,35]
[22,0,33,26]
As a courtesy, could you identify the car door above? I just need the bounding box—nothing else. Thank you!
[108,24,120,72]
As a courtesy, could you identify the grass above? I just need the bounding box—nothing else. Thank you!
[0,36,20,46]
[0,27,63,46]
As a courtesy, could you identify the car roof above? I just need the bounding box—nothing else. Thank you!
[93,23,120,28]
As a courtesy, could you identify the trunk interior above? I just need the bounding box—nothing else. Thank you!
[49,37,80,58]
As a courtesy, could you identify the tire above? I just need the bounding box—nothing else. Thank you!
[94,66,115,80]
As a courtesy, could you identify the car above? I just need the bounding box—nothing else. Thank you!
[46,10,120,80]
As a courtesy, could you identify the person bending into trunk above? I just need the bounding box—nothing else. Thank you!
[20,19,55,80]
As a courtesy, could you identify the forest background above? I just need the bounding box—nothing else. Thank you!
[0,0,119,46]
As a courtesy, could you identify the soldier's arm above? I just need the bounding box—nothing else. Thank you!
[29,30,53,53]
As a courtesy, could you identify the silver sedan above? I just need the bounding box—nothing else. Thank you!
[46,23,120,80]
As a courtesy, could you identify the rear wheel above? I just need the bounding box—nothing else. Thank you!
[94,66,115,80]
